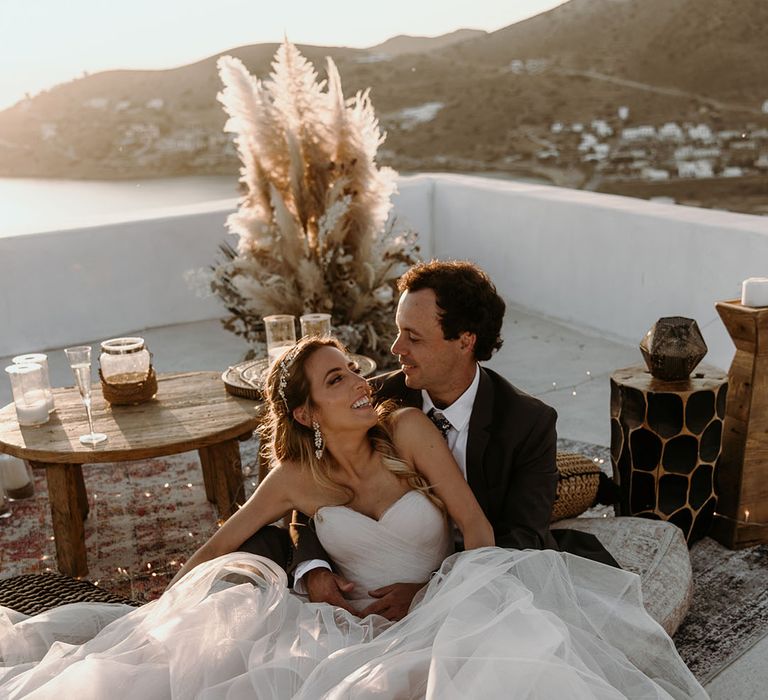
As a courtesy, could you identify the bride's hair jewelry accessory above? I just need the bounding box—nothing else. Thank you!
[312,420,324,459]
[277,344,302,413]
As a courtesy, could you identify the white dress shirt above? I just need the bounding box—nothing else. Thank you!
[293,365,481,592]
[420,364,480,480]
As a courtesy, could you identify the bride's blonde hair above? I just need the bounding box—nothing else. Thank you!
[260,336,443,509]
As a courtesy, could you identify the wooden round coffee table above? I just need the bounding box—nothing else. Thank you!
[0,371,262,577]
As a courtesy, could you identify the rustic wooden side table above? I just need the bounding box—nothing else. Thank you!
[610,363,728,543]
[710,300,768,548]
[0,372,261,577]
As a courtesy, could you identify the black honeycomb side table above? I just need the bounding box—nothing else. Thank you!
[610,364,728,544]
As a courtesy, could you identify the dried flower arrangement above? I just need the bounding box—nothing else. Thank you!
[211,41,420,366]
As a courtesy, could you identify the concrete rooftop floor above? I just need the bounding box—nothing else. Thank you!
[1,306,764,697]
[0,305,642,445]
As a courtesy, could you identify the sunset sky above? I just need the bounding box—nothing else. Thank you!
[0,0,567,110]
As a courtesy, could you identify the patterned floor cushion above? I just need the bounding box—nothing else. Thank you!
[0,572,140,616]
[553,516,693,636]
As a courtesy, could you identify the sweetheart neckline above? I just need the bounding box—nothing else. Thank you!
[315,489,426,524]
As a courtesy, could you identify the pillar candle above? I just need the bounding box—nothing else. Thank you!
[14,390,50,426]
[0,455,31,491]
[741,277,768,307]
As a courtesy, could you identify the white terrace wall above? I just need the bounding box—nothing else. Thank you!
[420,174,768,371]
[0,177,433,358]
[1,173,766,371]
[0,206,237,358]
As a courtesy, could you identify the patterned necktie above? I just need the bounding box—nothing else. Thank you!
[427,408,452,441]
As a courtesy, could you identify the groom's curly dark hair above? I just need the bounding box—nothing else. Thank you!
[397,260,505,361]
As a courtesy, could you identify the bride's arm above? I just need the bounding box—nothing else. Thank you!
[167,463,298,588]
[392,408,495,550]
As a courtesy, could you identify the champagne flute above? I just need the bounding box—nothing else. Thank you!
[64,346,108,446]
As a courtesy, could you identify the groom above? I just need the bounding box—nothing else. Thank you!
[291,260,617,620]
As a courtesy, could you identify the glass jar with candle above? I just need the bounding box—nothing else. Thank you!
[99,337,157,405]
[4,363,51,427]
[264,315,297,365]
[12,353,54,413]
[0,454,34,500]
[300,313,332,339]
[100,337,151,383]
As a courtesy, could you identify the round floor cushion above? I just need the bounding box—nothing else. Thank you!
[552,516,693,636]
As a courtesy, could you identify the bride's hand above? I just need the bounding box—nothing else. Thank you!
[306,569,356,614]
[360,582,424,621]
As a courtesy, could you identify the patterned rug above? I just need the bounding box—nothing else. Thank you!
[0,440,260,602]
[1,437,767,684]
[560,439,768,684]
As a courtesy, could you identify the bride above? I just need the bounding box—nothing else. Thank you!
[0,337,706,698]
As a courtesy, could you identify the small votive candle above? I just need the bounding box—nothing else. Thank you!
[741,277,768,308]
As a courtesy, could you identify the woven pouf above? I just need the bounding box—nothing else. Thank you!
[0,572,139,616]
[553,516,693,636]
[552,453,603,521]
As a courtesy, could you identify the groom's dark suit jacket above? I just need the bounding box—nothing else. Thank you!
[375,367,560,550]
[292,366,618,569]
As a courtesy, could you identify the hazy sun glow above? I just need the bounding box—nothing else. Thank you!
[0,0,567,111]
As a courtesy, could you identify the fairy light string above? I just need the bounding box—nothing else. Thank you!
[534,369,595,398]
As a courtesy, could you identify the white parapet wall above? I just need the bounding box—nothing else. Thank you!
[1,173,766,370]
[0,205,238,357]
[420,174,768,371]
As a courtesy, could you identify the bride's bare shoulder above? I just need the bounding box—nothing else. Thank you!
[268,458,309,481]
[388,406,427,425]
[387,407,432,443]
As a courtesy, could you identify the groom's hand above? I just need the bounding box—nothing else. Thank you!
[361,582,424,621]
[305,569,356,613]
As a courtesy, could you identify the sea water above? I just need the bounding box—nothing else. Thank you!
[0,176,239,237]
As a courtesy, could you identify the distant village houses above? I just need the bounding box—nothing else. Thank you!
[543,112,767,183]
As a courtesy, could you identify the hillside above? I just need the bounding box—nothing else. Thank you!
[369,29,486,56]
[0,0,765,214]
[447,0,768,104]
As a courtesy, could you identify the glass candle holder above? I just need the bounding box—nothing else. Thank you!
[300,313,332,339]
[99,337,151,384]
[264,315,297,365]
[0,454,35,500]
[5,363,51,427]
[12,353,55,413]
[99,337,156,406]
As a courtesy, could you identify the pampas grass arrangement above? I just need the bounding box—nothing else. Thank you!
[212,40,420,366]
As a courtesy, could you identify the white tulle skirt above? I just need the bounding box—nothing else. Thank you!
[0,548,706,699]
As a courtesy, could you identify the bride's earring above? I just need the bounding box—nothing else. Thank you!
[312,420,324,459]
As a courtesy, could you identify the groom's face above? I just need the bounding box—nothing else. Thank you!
[392,288,474,402]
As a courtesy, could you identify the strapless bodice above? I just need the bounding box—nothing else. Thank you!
[315,490,453,611]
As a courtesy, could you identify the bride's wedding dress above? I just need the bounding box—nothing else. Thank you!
[0,491,706,699]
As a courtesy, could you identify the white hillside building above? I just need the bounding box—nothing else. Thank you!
[591,120,613,138]
[659,123,684,141]
[621,125,656,141]
[687,124,714,142]
[677,160,714,178]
